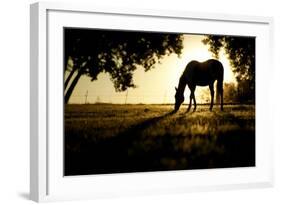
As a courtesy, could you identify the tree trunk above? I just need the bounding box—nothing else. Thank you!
[64,69,83,104]
[64,68,76,92]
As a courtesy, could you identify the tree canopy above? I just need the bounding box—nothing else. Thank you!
[64,28,184,103]
[202,35,255,102]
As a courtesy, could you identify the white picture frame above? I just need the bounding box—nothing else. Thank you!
[30,2,274,202]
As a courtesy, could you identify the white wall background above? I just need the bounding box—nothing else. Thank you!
[0,0,280,204]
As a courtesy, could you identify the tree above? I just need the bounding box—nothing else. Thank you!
[202,35,255,103]
[223,82,238,103]
[64,28,184,103]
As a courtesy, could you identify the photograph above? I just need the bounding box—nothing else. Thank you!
[63,28,255,176]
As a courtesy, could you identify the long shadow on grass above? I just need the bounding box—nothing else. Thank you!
[65,109,255,176]
[211,111,255,168]
[125,110,255,172]
[64,111,175,176]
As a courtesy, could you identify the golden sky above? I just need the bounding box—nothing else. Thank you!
[67,34,236,104]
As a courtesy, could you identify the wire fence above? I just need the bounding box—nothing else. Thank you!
[68,89,216,105]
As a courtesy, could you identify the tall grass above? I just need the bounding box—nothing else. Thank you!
[64,104,255,175]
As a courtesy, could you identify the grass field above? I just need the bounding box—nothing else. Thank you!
[64,104,255,176]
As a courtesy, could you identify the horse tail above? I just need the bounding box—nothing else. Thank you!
[216,63,224,105]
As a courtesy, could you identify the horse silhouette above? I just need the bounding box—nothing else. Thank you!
[174,59,224,112]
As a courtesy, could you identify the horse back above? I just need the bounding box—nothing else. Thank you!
[182,59,223,86]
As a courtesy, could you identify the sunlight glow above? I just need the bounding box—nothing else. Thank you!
[68,34,237,104]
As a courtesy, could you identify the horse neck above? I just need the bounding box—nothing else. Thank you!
[177,77,186,95]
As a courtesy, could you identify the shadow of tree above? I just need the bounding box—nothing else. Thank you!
[65,111,175,175]
[65,109,255,176]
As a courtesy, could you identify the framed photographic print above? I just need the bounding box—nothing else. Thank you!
[30,2,274,202]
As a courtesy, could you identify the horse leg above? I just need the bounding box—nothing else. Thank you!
[209,84,214,111]
[187,93,192,112]
[220,88,223,111]
[217,73,224,111]
[193,92,197,112]
[217,80,223,111]
[191,86,196,112]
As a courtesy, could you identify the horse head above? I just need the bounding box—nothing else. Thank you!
[174,87,184,112]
